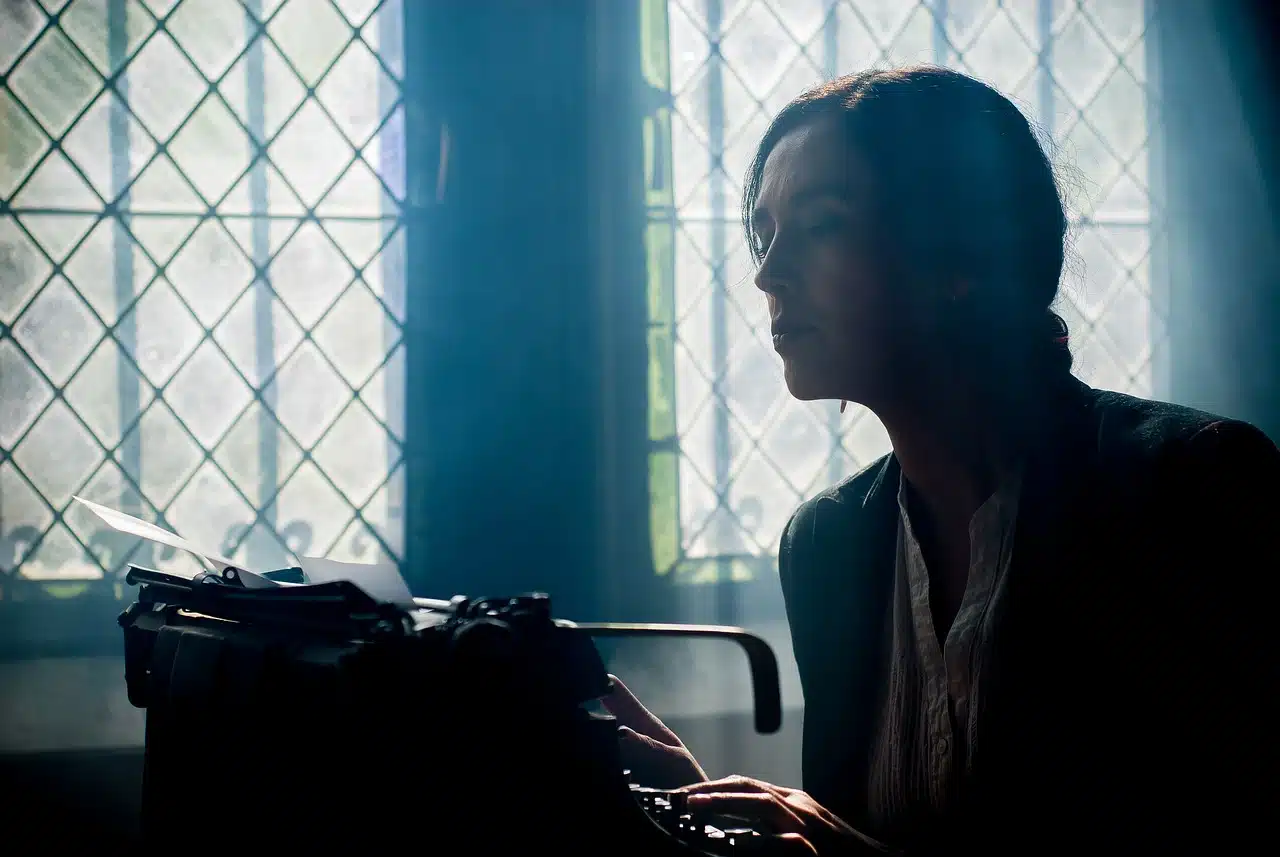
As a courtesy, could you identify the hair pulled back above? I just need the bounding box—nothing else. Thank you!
[743,66,1073,386]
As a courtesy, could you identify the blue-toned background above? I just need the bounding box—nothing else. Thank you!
[1,0,1278,842]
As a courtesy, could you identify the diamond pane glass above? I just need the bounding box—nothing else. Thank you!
[646,0,1161,581]
[1,0,406,597]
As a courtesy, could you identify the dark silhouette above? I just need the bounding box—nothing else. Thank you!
[606,66,1277,855]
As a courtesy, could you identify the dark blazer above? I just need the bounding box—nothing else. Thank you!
[778,380,1278,852]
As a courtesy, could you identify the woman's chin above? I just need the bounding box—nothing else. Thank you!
[782,364,834,402]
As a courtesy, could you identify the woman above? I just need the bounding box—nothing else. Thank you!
[605,66,1277,855]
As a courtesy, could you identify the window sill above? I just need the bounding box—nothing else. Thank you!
[0,596,127,662]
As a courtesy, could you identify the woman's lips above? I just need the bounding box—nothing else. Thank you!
[772,327,816,353]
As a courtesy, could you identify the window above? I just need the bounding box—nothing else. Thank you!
[644,0,1158,583]
[1,0,406,600]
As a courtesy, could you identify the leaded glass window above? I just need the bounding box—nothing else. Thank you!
[643,0,1159,582]
[1,0,406,599]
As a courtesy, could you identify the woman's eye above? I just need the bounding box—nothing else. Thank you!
[755,215,842,256]
[805,216,843,236]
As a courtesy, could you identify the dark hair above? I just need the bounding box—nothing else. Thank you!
[743,65,1073,386]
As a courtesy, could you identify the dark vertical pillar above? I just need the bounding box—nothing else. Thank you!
[588,0,655,621]
[401,0,606,618]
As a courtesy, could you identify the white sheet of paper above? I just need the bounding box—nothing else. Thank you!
[298,556,414,605]
[72,495,237,572]
[228,567,286,588]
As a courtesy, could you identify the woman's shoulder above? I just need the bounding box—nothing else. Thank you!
[1054,387,1280,542]
[1082,386,1277,474]
[778,454,897,597]
[783,455,891,541]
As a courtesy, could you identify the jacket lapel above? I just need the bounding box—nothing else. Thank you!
[805,454,900,818]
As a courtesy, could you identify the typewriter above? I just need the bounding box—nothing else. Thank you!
[117,563,784,854]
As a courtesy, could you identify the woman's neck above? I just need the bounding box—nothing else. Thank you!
[873,374,1020,528]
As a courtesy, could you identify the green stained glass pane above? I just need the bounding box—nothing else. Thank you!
[648,450,679,576]
[645,220,676,328]
[640,0,672,92]
[647,326,676,443]
[643,109,674,208]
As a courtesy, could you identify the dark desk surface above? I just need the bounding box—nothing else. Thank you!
[0,746,142,846]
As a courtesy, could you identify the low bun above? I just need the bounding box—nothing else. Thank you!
[1038,309,1074,378]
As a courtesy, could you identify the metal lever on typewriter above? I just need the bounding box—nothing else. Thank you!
[567,622,783,735]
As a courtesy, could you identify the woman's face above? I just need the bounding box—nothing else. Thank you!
[752,117,933,407]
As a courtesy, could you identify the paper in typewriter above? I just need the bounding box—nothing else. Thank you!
[72,495,239,573]
[72,496,415,603]
[297,557,415,606]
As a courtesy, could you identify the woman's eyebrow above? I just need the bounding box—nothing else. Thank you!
[787,185,854,208]
[751,183,856,234]
[753,185,853,224]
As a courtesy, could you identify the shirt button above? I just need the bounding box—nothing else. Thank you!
[936,737,950,755]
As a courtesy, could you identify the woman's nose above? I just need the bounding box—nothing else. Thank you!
[754,248,791,296]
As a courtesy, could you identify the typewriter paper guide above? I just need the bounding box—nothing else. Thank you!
[72,496,416,606]
[296,556,414,606]
[72,495,237,572]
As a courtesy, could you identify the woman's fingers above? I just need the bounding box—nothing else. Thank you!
[617,726,707,788]
[682,775,771,793]
[602,675,680,744]
[686,791,806,834]
[682,775,782,797]
[680,778,893,855]
[782,790,843,828]
[684,779,848,830]
[765,833,819,856]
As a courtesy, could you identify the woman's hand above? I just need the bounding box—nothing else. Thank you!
[681,776,892,855]
[602,674,708,789]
